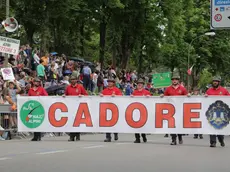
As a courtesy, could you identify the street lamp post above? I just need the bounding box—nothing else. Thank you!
[187,32,215,91]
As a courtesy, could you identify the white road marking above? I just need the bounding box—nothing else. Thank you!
[82,145,105,149]
[36,150,68,155]
[115,143,131,145]
[0,157,12,161]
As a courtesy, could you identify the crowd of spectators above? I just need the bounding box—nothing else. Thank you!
[0,44,166,141]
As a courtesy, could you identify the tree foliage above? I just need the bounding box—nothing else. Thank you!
[3,0,229,86]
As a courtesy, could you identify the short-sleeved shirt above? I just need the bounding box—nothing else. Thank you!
[37,64,45,77]
[9,89,17,103]
[206,86,229,96]
[164,85,188,96]
[65,84,88,96]
[28,87,48,96]
[102,87,122,96]
[132,89,151,96]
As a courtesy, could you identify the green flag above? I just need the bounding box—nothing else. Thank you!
[152,72,171,88]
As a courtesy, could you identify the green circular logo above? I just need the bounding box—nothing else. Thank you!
[20,100,45,128]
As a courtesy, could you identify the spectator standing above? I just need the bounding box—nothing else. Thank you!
[36,59,47,84]
[82,64,92,90]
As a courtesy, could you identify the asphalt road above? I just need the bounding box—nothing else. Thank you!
[0,134,229,172]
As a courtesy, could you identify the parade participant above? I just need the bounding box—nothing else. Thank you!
[193,87,203,139]
[28,77,48,141]
[161,73,189,145]
[64,75,88,141]
[100,76,122,142]
[205,76,229,148]
[131,78,151,143]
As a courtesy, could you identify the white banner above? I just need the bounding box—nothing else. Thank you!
[0,36,20,55]
[17,96,230,135]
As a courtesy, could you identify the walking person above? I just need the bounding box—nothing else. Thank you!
[205,76,229,147]
[64,75,88,141]
[161,73,189,145]
[100,76,122,142]
[131,78,151,143]
[192,87,203,139]
[28,78,48,141]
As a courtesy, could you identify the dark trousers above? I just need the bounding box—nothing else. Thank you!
[33,132,41,139]
[106,133,118,139]
[210,135,224,144]
[194,134,203,138]
[70,133,80,139]
[135,133,146,140]
[83,75,91,90]
[171,134,182,141]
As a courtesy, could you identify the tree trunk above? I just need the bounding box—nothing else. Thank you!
[80,21,84,57]
[112,47,116,68]
[120,31,130,69]
[99,3,106,70]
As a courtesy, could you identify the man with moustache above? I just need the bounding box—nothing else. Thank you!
[64,75,88,141]
[100,76,122,142]
[161,73,189,145]
[205,76,229,148]
[131,78,151,143]
[28,78,48,141]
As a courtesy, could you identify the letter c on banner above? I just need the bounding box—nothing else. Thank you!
[155,103,175,128]
[99,103,118,127]
[48,102,68,127]
[125,103,147,128]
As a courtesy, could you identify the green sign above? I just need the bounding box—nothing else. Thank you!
[20,100,45,129]
[152,72,171,88]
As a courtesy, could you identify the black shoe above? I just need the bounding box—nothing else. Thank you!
[114,135,118,141]
[193,136,198,139]
[31,138,39,141]
[134,139,141,143]
[76,136,80,141]
[143,137,147,143]
[104,138,111,142]
[210,143,216,147]
[170,141,177,145]
[199,136,203,139]
[179,140,183,144]
[220,141,225,147]
[164,134,168,137]
[68,137,75,142]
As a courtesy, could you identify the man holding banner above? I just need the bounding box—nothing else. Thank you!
[64,75,88,142]
[131,78,151,143]
[205,76,229,148]
[28,77,48,141]
[162,73,188,145]
[100,76,122,142]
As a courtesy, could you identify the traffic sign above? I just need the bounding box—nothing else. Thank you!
[211,0,230,29]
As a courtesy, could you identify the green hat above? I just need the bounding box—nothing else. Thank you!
[107,77,115,83]
[70,75,77,80]
[71,71,79,78]
[213,76,221,82]
[193,87,199,91]
[171,73,180,80]
[137,78,145,84]
[34,77,41,82]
